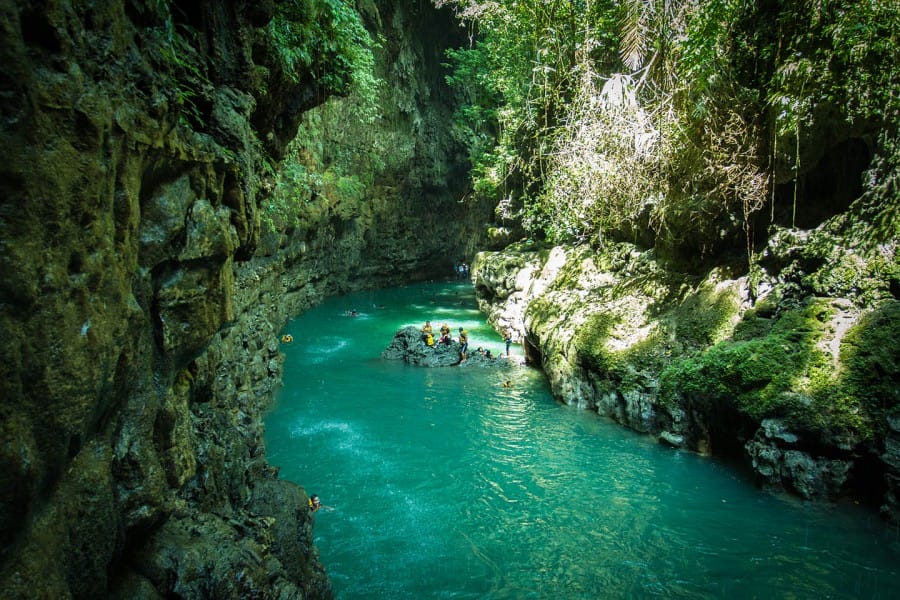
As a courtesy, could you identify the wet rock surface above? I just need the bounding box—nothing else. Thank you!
[383,326,513,369]
[473,233,899,521]
[0,0,335,592]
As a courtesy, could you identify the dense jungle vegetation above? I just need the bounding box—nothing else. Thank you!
[262,0,898,263]
[257,0,381,236]
[435,0,899,259]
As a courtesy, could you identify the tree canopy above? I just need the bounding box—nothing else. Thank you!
[436,0,900,257]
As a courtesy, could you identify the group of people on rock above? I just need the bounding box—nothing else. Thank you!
[420,320,471,361]
[421,321,515,364]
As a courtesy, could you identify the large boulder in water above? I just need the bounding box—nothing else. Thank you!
[382,326,510,369]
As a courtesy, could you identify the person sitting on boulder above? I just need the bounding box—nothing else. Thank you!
[439,323,452,344]
[458,327,469,362]
[421,320,433,342]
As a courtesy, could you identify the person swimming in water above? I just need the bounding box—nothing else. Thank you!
[308,494,333,513]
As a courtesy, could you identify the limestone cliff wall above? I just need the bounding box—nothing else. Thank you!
[0,1,470,597]
[473,202,899,522]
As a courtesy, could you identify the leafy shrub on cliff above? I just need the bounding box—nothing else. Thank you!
[267,0,375,96]
[659,298,886,441]
[441,0,899,264]
[260,0,382,239]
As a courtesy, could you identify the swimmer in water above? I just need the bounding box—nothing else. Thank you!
[308,494,334,512]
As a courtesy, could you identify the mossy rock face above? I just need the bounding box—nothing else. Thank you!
[661,300,847,433]
[475,219,899,513]
[0,0,356,595]
[661,298,900,447]
[3,0,478,595]
[839,300,900,433]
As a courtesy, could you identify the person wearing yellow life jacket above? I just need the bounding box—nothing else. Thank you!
[421,320,433,342]
[458,327,469,362]
[308,494,333,513]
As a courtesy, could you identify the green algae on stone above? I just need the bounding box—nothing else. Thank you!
[658,298,892,442]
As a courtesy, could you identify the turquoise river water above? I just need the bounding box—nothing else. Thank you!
[264,280,900,599]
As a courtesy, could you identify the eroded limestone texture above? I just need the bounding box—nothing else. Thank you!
[472,233,899,521]
[0,1,474,597]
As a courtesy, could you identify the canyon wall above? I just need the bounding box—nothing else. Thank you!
[0,1,471,597]
[473,184,899,520]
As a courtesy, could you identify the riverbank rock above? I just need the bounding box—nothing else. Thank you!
[383,326,512,369]
[472,223,899,520]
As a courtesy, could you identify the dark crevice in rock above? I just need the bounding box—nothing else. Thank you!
[20,8,61,53]
[770,137,872,230]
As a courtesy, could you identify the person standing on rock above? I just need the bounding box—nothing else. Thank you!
[458,327,469,363]
[503,329,513,357]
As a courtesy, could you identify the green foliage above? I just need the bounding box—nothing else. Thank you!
[443,46,501,168]
[267,0,379,99]
[439,0,900,259]
[260,1,384,238]
[439,0,621,225]
[148,9,211,130]
[536,71,663,243]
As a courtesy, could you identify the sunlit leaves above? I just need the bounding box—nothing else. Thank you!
[439,0,899,252]
[619,0,647,71]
